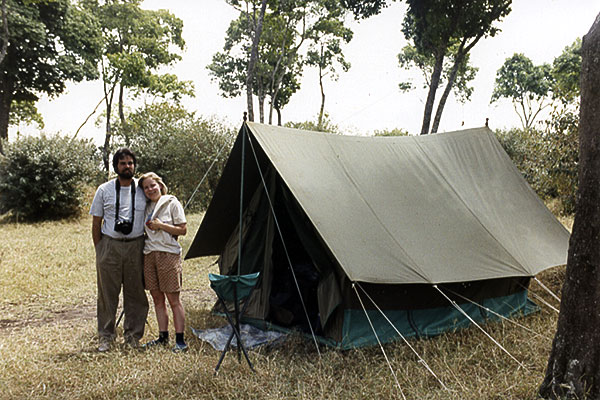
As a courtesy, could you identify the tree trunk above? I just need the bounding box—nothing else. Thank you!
[258,87,265,124]
[276,106,281,126]
[318,47,325,131]
[118,83,125,125]
[0,0,9,66]
[420,48,445,135]
[539,13,600,400]
[246,0,267,122]
[0,76,13,154]
[431,40,468,134]
[102,83,116,173]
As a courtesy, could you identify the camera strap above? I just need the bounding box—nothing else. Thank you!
[115,179,136,223]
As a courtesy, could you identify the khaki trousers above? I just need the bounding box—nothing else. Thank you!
[95,236,148,342]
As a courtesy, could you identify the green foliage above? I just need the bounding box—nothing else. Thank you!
[8,100,44,129]
[0,135,102,220]
[491,53,553,130]
[551,38,581,105]
[373,127,409,136]
[340,0,392,19]
[82,0,193,169]
[114,103,236,211]
[542,109,579,214]
[401,0,511,133]
[284,113,341,134]
[492,40,582,132]
[495,118,578,215]
[209,0,353,124]
[85,0,188,92]
[0,0,102,144]
[493,41,581,215]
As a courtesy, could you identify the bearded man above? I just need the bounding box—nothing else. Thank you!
[90,148,149,352]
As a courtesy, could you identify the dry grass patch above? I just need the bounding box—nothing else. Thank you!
[0,213,565,399]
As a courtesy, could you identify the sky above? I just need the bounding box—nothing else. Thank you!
[8,0,599,144]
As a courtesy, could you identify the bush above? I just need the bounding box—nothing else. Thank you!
[115,103,236,211]
[0,135,103,220]
[284,114,341,134]
[495,112,578,216]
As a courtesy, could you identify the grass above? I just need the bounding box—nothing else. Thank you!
[0,213,571,400]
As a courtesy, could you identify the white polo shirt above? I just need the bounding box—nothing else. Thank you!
[90,178,147,239]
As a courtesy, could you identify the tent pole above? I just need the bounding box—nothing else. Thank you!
[237,123,247,277]
[233,122,248,358]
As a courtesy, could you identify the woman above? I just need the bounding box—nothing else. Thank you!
[139,172,188,352]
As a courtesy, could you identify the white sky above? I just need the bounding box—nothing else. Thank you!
[9,0,599,143]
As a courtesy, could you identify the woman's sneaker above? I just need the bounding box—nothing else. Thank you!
[172,342,188,353]
[142,338,168,349]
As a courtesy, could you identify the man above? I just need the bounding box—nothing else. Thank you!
[90,148,149,351]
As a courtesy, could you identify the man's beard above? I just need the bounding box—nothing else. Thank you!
[117,169,134,179]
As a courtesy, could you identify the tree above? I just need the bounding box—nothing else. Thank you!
[340,0,392,19]
[305,4,352,130]
[491,53,553,130]
[9,99,43,129]
[397,41,478,116]
[209,0,352,125]
[539,13,600,400]
[246,0,268,122]
[402,0,511,134]
[552,38,582,107]
[0,0,101,153]
[0,0,8,65]
[81,0,192,171]
[342,0,511,135]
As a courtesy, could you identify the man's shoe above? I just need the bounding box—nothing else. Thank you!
[124,337,140,349]
[172,342,188,353]
[97,340,111,352]
[142,338,168,349]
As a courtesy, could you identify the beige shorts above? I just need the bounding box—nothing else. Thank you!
[143,251,182,293]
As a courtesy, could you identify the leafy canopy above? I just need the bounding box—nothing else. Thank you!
[0,0,102,145]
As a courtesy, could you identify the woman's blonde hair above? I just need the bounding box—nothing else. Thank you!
[139,172,168,195]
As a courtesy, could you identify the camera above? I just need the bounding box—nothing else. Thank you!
[114,220,133,235]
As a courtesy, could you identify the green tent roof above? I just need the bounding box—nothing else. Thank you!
[187,123,569,285]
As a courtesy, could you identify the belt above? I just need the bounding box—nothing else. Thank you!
[105,235,144,242]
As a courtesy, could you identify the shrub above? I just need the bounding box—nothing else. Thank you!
[495,113,578,216]
[284,114,341,134]
[0,134,103,220]
[542,109,579,214]
[373,127,410,137]
[114,103,236,211]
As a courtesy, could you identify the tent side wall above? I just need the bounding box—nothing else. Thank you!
[335,285,537,349]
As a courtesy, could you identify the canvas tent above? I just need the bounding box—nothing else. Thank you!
[186,122,570,349]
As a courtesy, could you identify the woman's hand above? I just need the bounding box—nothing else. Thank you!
[146,218,164,231]
[146,219,187,236]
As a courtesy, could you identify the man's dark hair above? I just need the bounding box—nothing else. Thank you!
[112,147,137,172]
